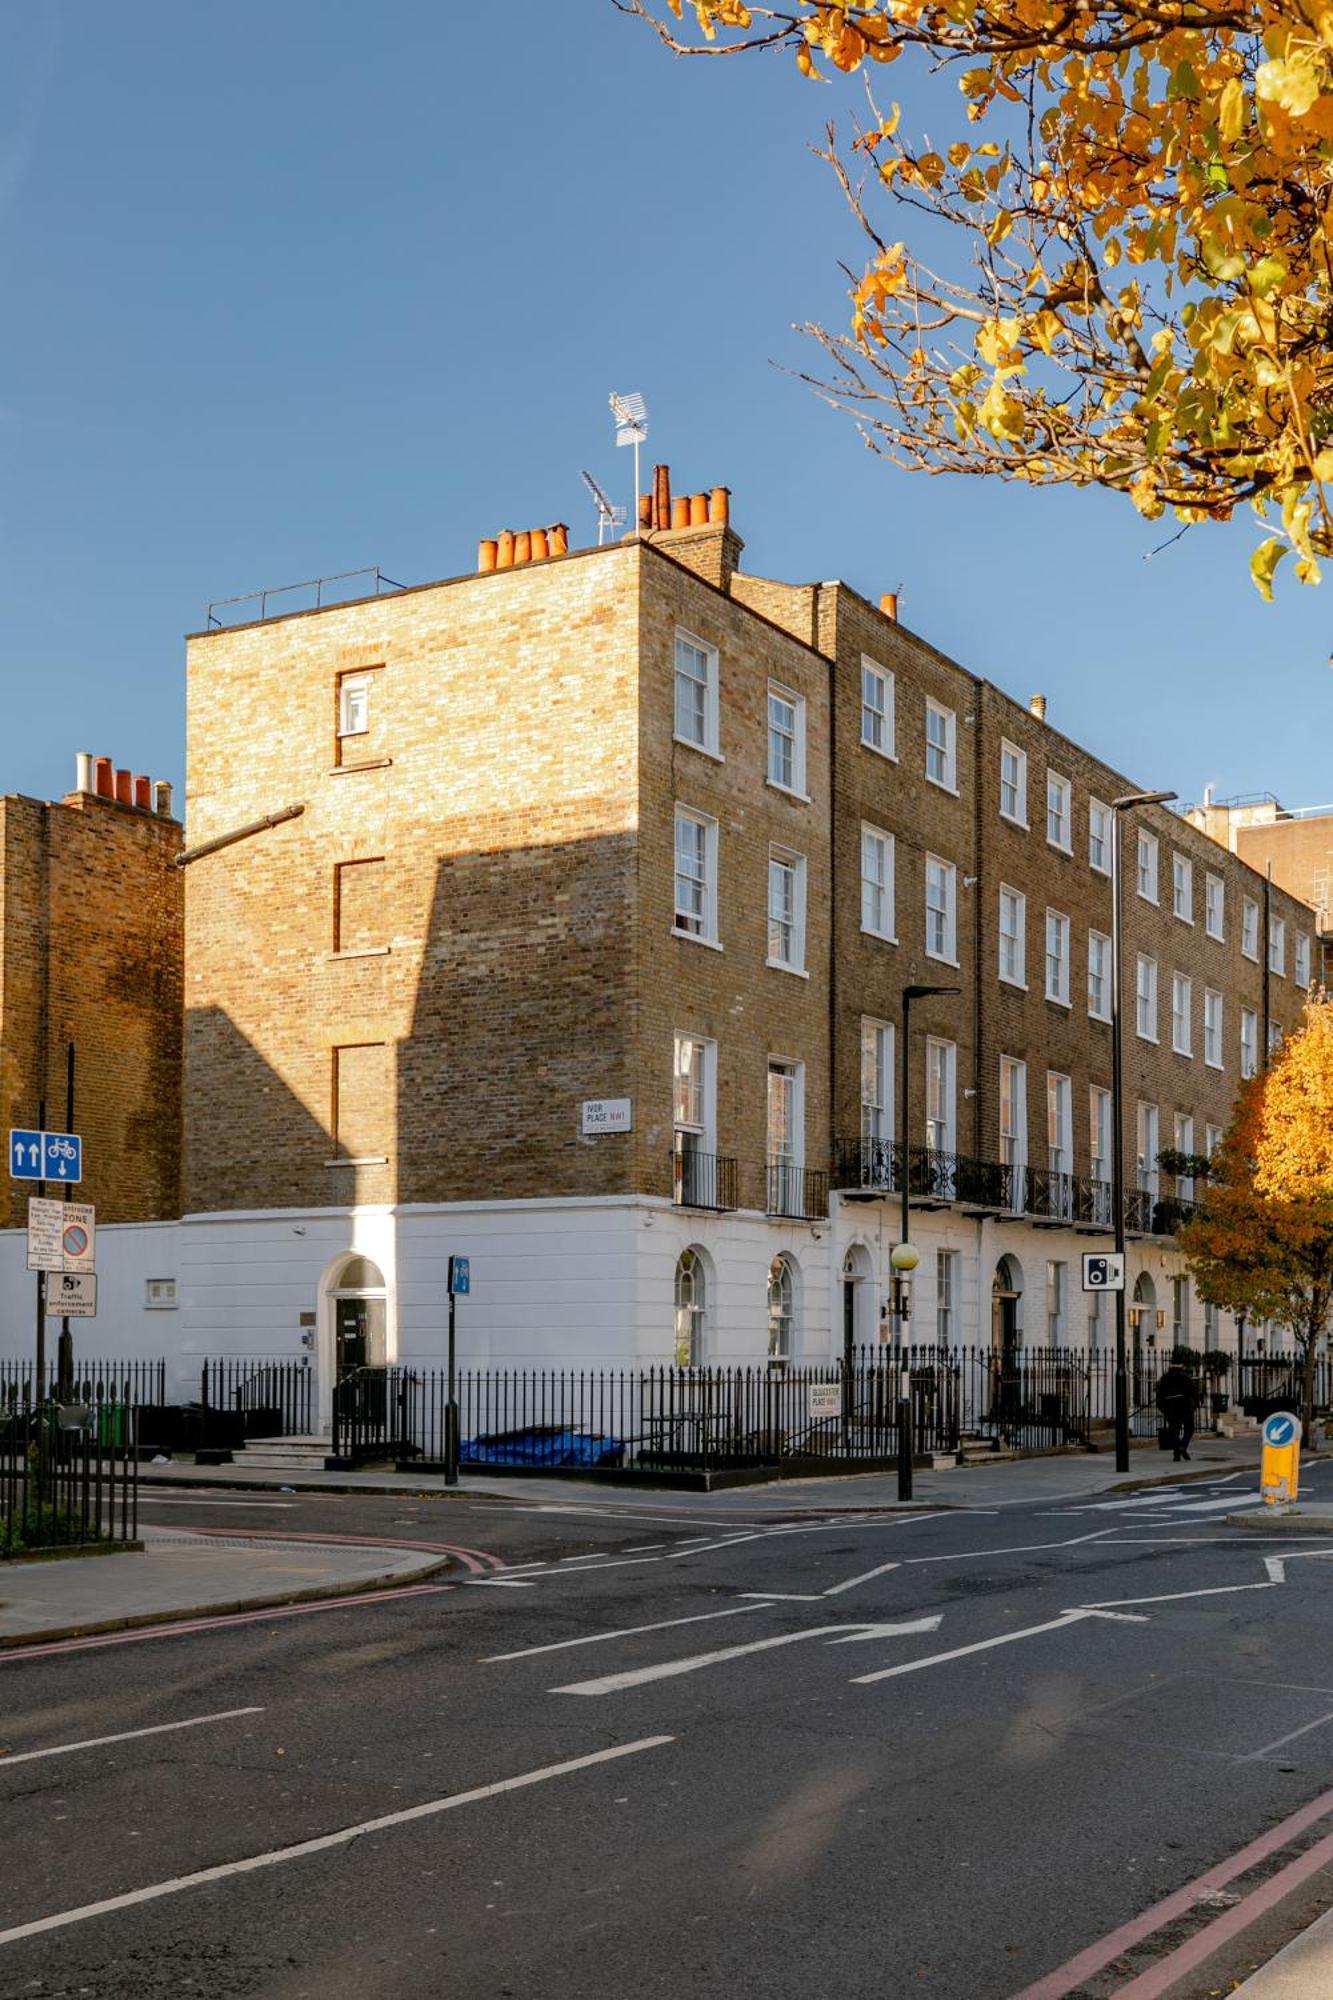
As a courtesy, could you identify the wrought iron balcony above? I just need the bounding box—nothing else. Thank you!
[766,1161,830,1221]
[672,1141,739,1213]
[833,1136,1189,1239]
[1152,1194,1198,1238]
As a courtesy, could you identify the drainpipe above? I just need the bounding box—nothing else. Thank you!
[1262,864,1272,1069]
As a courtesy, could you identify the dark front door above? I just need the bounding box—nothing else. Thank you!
[992,1293,1020,1426]
[336,1298,369,1374]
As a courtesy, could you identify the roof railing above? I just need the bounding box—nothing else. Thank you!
[205,565,407,630]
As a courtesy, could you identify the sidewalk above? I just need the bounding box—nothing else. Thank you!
[1235,1902,1333,1994]
[133,1431,1264,1513]
[0,1527,450,1649]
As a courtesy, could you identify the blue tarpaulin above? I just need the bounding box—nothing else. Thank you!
[461,1426,625,1469]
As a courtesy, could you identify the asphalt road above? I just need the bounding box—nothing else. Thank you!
[4,1465,1333,1998]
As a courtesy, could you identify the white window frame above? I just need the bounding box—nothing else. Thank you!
[673,1033,717,1151]
[672,805,720,947]
[1047,1259,1068,1344]
[1088,930,1111,1022]
[937,1250,959,1345]
[767,847,807,975]
[860,658,896,760]
[1242,896,1260,961]
[860,1018,895,1143]
[1047,1071,1073,1182]
[1046,770,1072,853]
[1137,1101,1160,1197]
[767,1058,805,1177]
[1204,987,1223,1069]
[925,698,958,792]
[1269,915,1286,977]
[1137,829,1159,904]
[1090,1086,1112,1193]
[145,1277,178,1309]
[998,885,1026,988]
[999,740,1028,828]
[1205,872,1224,941]
[860,824,896,943]
[1296,934,1312,988]
[338,674,371,739]
[1172,854,1194,925]
[1171,972,1192,1056]
[1206,1122,1223,1158]
[1045,908,1071,1006]
[673,628,720,758]
[1000,1056,1028,1181]
[1136,954,1158,1043]
[1088,798,1111,876]
[925,855,958,965]
[925,1038,957,1154]
[1174,1113,1196,1202]
[1241,1007,1258,1079]
[766,682,807,799]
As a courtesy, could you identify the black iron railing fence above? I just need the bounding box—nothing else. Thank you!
[672,1143,740,1213]
[1,1390,138,1557]
[833,1138,1196,1238]
[200,1358,313,1437]
[0,1358,166,1410]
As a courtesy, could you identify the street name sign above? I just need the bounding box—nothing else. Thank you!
[448,1255,471,1296]
[26,1198,95,1274]
[8,1129,82,1182]
[1082,1252,1126,1293]
[809,1383,842,1420]
[581,1098,632,1136]
[45,1271,96,1318]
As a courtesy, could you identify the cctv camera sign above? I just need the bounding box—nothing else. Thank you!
[1082,1252,1125,1293]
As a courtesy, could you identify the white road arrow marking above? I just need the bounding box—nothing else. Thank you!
[850,1606,1126,1684]
[551,1617,943,1696]
[823,1559,902,1597]
[483,1601,774,1663]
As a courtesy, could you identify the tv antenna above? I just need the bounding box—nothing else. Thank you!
[609,390,648,533]
[581,469,626,547]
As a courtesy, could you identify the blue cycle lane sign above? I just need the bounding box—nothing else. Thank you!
[9,1130,82,1183]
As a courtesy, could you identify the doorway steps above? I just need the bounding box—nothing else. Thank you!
[957,1430,1019,1466]
[237,1435,333,1473]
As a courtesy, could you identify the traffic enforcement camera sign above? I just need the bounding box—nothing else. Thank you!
[45,1271,96,1319]
[1261,1409,1301,1508]
[1081,1252,1126,1293]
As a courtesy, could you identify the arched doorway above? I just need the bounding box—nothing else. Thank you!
[1132,1272,1157,1398]
[330,1254,387,1374]
[768,1254,798,1366]
[674,1247,710,1367]
[841,1244,873,1368]
[991,1255,1024,1427]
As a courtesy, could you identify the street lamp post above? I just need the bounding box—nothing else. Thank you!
[894,982,961,1500]
[1110,790,1176,1473]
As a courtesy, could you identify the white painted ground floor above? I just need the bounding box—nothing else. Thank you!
[0,1195,1280,1422]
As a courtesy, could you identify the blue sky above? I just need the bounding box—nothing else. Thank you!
[1,0,1324,813]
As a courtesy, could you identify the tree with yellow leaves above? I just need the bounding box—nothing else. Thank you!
[617,1,1333,594]
[1178,995,1333,1444]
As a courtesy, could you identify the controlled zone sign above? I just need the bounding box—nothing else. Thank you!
[45,1271,96,1318]
[1082,1252,1126,1293]
[26,1198,95,1274]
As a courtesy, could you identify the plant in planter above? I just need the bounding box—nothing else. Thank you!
[1200,1348,1233,1425]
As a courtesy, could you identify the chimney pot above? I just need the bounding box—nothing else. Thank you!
[689,492,709,527]
[478,538,499,574]
[114,768,133,806]
[880,592,899,623]
[513,530,532,565]
[154,780,174,818]
[638,493,652,531]
[1030,693,1047,721]
[75,752,94,794]
[530,526,549,562]
[496,529,516,569]
[671,495,690,530]
[548,522,569,556]
[94,757,114,798]
[709,486,730,526]
[134,775,152,810]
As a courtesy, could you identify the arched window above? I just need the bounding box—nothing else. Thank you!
[674,1249,707,1367]
[768,1254,795,1364]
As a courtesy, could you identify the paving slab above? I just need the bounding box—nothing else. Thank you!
[0,1527,450,1647]
[1235,1903,1333,1994]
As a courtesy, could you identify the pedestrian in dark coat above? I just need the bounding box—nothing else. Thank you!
[1156,1364,1199,1462]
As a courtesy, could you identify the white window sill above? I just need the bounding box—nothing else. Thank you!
[1045,993,1072,1010]
[1047,839,1074,857]
[336,728,369,743]
[324,1155,389,1167]
[1175,913,1194,927]
[926,775,960,797]
[674,734,724,764]
[327,946,391,961]
[672,926,723,952]
[766,780,811,805]
[1270,969,1286,981]
[1206,1056,1224,1071]
[861,927,898,946]
[925,952,960,969]
[1090,861,1111,878]
[330,757,393,776]
[1088,1008,1111,1025]
[144,1301,179,1311]
[860,740,898,763]
[1137,1031,1159,1046]
[766,959,810,979]
[1172,1044,1193,1059]
[1206,929,1225,945]
[999,973,1027,992]
[999,812,1029,832]
[1242,950,1259,963]
[1137,891,1159,906]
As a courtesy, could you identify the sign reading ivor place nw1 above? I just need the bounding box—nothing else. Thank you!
[26,1198,96,1275]
[9,1129,82,1183]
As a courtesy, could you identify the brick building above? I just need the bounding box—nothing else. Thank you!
[158,475,1312,1411]
[0,756,182,1248]
[1185,793,1333,987]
